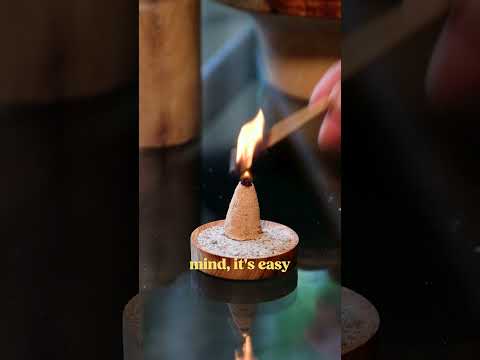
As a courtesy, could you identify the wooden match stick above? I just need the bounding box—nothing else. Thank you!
[229,97,329,174]
[230,0,450,173]
[265,96,330,149]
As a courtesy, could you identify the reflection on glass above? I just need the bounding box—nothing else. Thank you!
[143,268,340,360]
[229,304,257,360]
[234,333,256,360]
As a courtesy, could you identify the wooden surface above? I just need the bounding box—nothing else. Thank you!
[216,0,341,18]
[216,0,341,100]
[191,220,298,280]
[139,0,201,147]
[254,14,340,99]
[0,0,136,103]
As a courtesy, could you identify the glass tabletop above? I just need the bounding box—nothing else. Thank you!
[144,270,339,360]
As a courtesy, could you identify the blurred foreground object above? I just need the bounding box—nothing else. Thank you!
[217,0,341,100]
[217,0,341,18]
[0,0,136,104]
[139,0,201,148]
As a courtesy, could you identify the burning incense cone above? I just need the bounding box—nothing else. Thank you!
[190,109,298,280]
[225,179,262,241]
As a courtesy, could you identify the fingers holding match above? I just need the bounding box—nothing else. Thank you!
[310,61,341,152]
[320,82,341,152]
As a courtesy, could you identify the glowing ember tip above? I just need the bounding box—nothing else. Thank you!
[240,170,253,186]
[236,109,265,173]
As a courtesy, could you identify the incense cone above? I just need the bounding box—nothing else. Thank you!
[228,303,256,334]
[225,182,262,241]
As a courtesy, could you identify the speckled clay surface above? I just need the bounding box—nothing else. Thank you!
[197,220,298,258]
[341,287,380,355]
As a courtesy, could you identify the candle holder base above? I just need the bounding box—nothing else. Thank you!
[190,220,298,280]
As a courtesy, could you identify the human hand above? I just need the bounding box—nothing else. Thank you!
[309,61,341,152]
[426,0,480,106]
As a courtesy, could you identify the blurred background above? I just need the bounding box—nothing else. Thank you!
[343,1,480,359]
[1,1,138,359]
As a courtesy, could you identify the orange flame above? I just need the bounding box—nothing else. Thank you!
[236,110,265,173]
[235,334,256,360]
